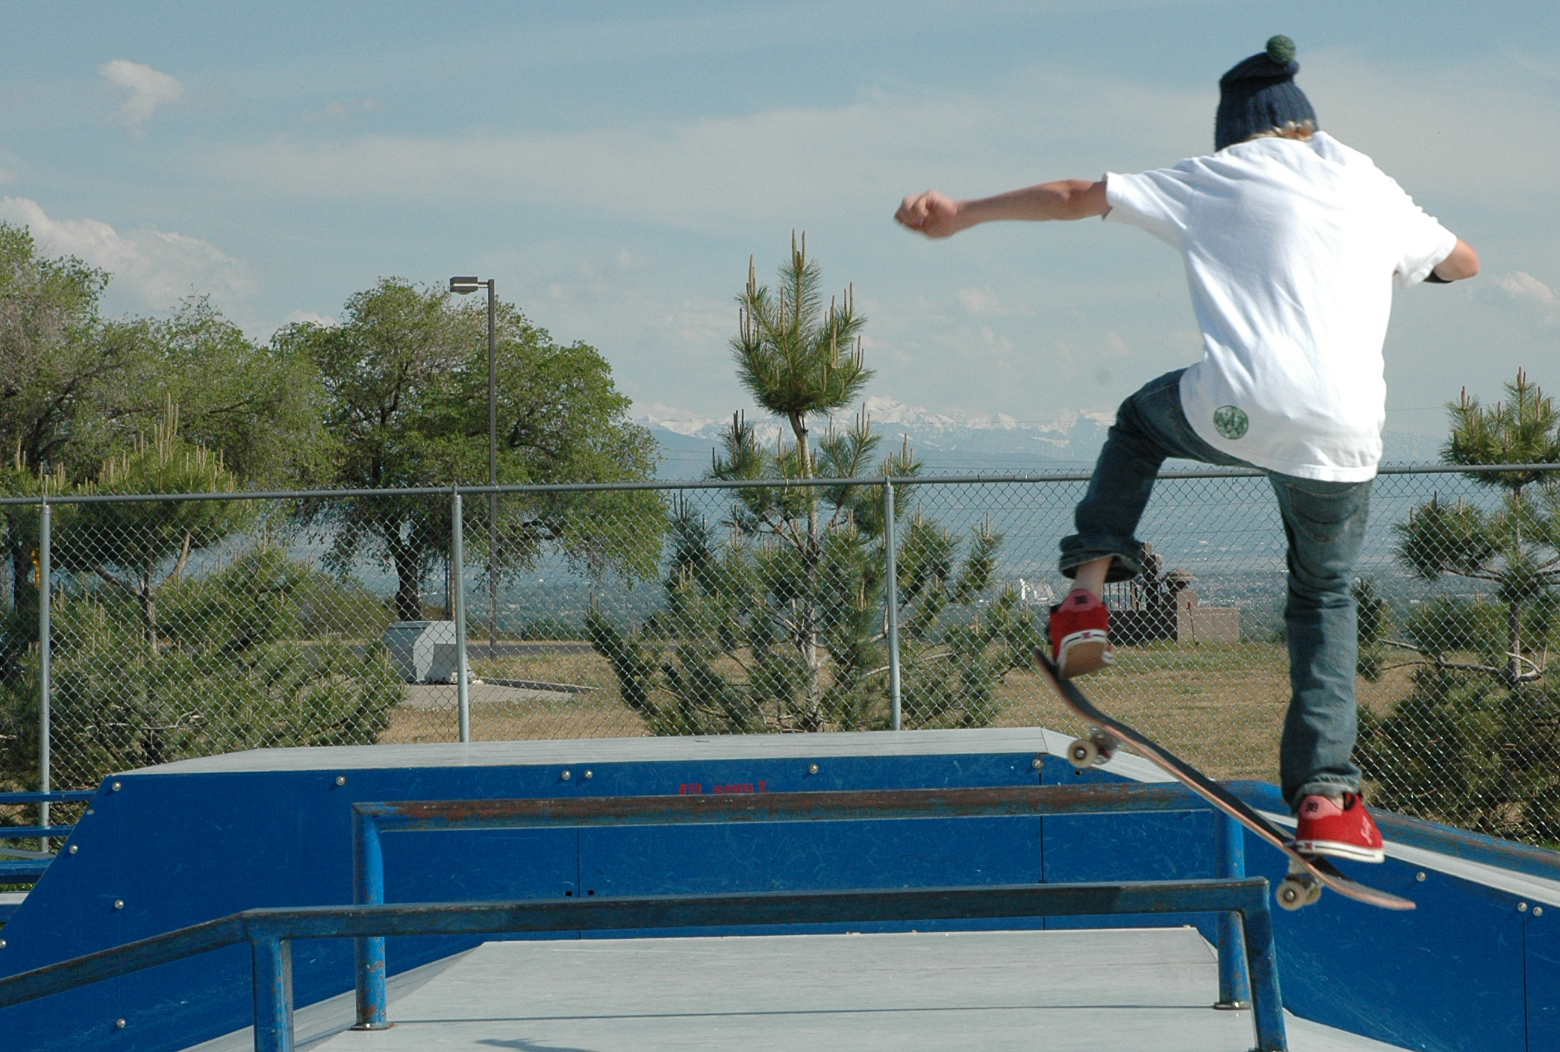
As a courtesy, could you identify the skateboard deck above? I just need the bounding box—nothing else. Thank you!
[1035,651,1415,912]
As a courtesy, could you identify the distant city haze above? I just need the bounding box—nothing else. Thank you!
[2,3,1553,447]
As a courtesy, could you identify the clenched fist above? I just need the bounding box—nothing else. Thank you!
[895,191,963,238]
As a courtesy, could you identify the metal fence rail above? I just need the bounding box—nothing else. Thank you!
[1,464,1556,844]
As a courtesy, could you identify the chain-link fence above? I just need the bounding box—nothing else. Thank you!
[1,464,1557,842]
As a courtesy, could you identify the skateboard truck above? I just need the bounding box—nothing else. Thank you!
[1276,863,1324,910]
[1067,731,1116,769]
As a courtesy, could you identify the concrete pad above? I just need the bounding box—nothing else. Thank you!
[298,928,1409,1052]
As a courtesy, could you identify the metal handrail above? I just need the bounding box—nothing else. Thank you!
[0,879,1285,1052]
[350,782,1255,1022]
[0,792,95,805]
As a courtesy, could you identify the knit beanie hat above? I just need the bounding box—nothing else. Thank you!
[1214,35,1317,151]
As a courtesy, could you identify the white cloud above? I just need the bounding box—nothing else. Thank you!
[0,197,252,309]
[957,287,1001,313]
[206,71,1208,233]
[1496,270,1558,308]
[283,310,338,327]
[99,59,185,128]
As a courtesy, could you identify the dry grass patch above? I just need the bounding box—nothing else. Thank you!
[382,640,1427,783]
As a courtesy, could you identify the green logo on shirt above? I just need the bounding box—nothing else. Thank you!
[1213,405,1249,440]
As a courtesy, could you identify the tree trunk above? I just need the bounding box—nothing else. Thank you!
[1507,598,1523,688]
[1507,500,1525,687]
[789,411,823,728]
[385,526,424,621]
[8,543,33,613]
[133,562,160,649]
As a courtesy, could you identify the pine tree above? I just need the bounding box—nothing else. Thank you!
[1357,370,1560,839]
[590,238,1039,734]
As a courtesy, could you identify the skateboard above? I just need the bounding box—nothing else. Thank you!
[1035,651,1415,912]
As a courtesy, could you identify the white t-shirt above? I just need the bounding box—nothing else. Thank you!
[1105,132,1457,481]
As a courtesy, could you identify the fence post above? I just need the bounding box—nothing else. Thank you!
[37,498,51,850]
[883,478,901,731]
[452,491,471,743]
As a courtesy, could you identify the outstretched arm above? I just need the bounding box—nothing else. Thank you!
[895,179,1110,238]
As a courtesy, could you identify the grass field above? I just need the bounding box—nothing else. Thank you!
[379,640,1420,785]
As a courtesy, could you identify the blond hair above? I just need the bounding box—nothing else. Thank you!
[1247,119,1316,142]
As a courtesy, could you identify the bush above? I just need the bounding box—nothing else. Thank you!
[0,544,405,789]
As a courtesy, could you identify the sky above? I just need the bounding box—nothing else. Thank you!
[2,0,1557,439]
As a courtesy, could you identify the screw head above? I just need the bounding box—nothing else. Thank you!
[583,770,593,779]
[1519,902,1529,912]
[115,1018,126,1030]
[0,939,8,948]
[68,845,78,855]
[111,782,122,792]
[335,776,347,786]
[113,899,124,910]
[807,763,819,775]
[561,770,572,780]
[1415,871,1426,882]
[1536,906,1545,917]
[1031,757,1043,770]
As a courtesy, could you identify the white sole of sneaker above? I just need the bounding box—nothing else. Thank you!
[1057,630,1113,679]
[1290,839,1386,864]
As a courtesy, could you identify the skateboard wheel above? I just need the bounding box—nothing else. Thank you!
[1277,877,1312,911]
[1067,738,1100,769]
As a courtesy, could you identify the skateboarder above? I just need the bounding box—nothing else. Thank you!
[895,36,1479,861]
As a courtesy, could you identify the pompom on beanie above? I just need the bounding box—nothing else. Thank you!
[1215,35,1318,151]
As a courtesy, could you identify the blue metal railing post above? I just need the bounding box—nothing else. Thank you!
[351,810,389,1029]
[251,934,294,1052]
[1237,887,1286,1051]
[1215,812,1251,1008]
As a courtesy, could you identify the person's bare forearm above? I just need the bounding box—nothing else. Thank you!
[1432,238,1479,281]
[896,179,1109,238]
[959,180,1110,226]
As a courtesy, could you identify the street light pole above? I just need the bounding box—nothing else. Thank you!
[451,276,501,661]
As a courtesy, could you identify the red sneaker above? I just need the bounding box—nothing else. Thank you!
[1049,588,1113,678]
[1291,792,1385,863]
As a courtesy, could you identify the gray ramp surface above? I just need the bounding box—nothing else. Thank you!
[304,928,1407,1052]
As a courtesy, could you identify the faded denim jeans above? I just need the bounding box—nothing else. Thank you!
[1059,369,1371,809]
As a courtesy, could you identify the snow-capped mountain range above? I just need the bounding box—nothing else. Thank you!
[638,395,1447,480]
[639,396,1117,479]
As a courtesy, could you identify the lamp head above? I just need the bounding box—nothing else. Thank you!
[449,276,482,294]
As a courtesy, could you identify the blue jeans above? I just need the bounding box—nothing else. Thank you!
[1059,370,1370,808]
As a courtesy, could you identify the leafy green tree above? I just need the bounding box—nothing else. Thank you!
[1390,370,1560,687]
[0,227,331,615]
[276,278,662,622]
[1358,370,1560,839]
[56,406,254,646]
[130,297,334,488]
[0,544,404,785]
[591,239,1038,734]
[0,223,120,477]
[1352,577,1390,682]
